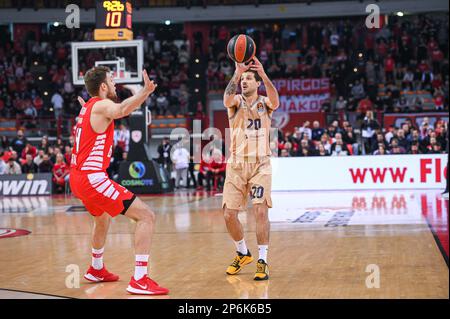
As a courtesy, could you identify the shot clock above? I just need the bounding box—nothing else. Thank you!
[94,0,133,41]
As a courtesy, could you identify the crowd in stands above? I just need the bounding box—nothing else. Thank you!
[0,23,190,122]
[207,14,449,113]
[275,113,448,157]
[0,123,132,193]
[1,113,447,193]
[1,14,449,190]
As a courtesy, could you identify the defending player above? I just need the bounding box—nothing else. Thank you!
[70,66,169,295]
[222,57,279,280]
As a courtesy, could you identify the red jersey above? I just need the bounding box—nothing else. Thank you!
[53,162,68,178]
[70,97,114,172]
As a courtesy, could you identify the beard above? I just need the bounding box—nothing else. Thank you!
[242,88,256,97]
[106,88,118,101]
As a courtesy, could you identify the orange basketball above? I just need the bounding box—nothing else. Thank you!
[227,34,256,64]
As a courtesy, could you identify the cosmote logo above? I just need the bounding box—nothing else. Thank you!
[129,161,146,178]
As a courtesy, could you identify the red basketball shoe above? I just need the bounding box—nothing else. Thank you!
[126,275,169,295]
[84,265,119,282]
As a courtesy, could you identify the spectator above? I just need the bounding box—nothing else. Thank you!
[51,91,64,119]
[22,154,38,174]
[47,146,56,163]
[157,137,173,172]
[0,151,6,175]
[64,145,72,165]
[1,136,9,150]
[360,111,380,155]
[331,137,349,156]
[52,153,69,193]
[372,133,389,153]
[385,125,396,144]
[343,124,360,155]
[156,93,169,116]
[34,149,45,166]
[21,143,37,163]
[5,158,22,174]
[357,96,373,119]
[396,129,410,150]
[283,142,296,157]
[11,129,28,155]
[114,123,130,153]
[298,140,315,157]
[38,154,54,173]
[373,144,389,155]
[335,96,347,112]
[298,121,312,139]
[311,121,325,141]
[316,143,330,156]
[280,149,290,157]
[171,142,190,188]
[319,133,332,154]
[351,80,366,100]
[409,141,422,154]
[39,136,50,153]
[196,157,210,191]
[206,149,226,191]
[389,138,406,154]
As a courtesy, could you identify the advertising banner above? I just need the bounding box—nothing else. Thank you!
[0,173,53,196]
[271,154,448,191]
[118,160,173,194]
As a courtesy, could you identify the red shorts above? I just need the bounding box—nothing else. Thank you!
[70,170,136,217]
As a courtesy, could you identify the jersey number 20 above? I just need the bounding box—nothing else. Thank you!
[247,119,261,130]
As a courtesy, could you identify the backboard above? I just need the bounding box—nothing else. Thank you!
[71,40,143,85]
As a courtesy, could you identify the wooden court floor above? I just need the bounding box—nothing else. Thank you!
[0,190,448,299]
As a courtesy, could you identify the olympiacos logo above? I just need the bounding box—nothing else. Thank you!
[271,112,290,129]
[131,130,142,143]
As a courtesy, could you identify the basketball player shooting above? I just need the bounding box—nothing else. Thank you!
[70,66,169,295]
[222,57,279,280]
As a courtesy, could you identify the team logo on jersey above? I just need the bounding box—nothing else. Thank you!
[256,102,265,113]
[129,161,146,179]
[131,130,142,143]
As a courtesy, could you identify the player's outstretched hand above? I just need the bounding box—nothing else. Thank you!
[142,69,157,95]
[77,96,86,107]
[249,56,266,77]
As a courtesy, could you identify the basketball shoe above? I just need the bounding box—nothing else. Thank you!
[254,259,269,281]
[126,275,169,295]
[84,265,119,282]
[226,250,254,275]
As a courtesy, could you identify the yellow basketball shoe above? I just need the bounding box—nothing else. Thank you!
[226,250,254,275]
[254,259,269,281]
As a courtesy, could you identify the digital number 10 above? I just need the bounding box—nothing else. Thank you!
[106,12,122,27]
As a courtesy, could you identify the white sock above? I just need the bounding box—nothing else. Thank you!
[258,245,268,263]
[134,255,149,280]
[234,238,248,255]
[91,247,104,270]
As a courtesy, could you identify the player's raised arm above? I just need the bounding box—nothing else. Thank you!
[223,62,249,108]
[94,70,157,120]
[250,57,279,110]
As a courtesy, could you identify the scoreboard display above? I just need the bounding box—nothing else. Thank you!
[94,0,133,41]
